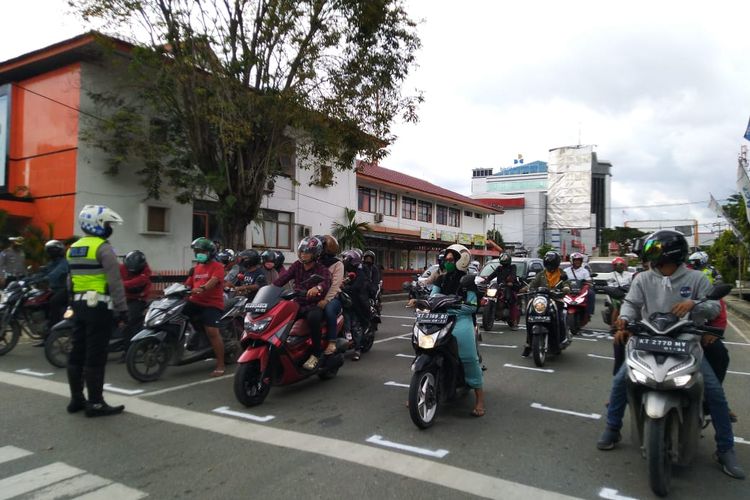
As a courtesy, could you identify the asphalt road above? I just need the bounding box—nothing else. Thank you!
[1,296,749,499]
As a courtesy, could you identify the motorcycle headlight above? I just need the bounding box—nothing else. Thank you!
[672,374,692,387]
[486,288,497,297]
[245,317,272,333]
[631,369,649,384]
[418,333,436,349]
[532,297,548,313]
[63,308,74,319]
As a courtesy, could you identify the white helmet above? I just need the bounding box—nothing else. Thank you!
[445,244,472,272]
[688,251,708,268]
[79,205,124,237]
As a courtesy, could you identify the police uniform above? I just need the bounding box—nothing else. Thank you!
[66,235,128,416]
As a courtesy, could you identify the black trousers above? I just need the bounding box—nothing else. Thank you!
[47,289,68,336]
[122,299,147,343]
[299,307,324,356]
[67,301,114,404]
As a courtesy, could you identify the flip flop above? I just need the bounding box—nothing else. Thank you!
[470,408,486,417]
[210,369,226,377]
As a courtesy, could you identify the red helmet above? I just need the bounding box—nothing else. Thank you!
[611,257,626,266]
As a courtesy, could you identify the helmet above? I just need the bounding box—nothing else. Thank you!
[445,244,471,272]
[543,251,561,271]
[79,205,123,237]
[274,250,286,270]
[318,235,340,256]
[9,236,24,246]
[237,249,261,268]
[217,249,236,265]
[437,250,446,270]
[260,250,276,264]
[611,257,626,267]
[44,240,65,258]
[297,236,323,263]
[191,237,216,254]
[468,260,481,275]
[642,230,689,266]
[124,250,147,274]
[570,252,584,262]
[363,250,376,263]
[341,249,362,269]
[498,253,512,267]
[688,251,708,269]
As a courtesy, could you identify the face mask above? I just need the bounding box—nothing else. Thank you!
[444,262,456,273]
[195,253,209,263]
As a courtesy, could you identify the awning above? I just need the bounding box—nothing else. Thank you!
[470,249,498,257]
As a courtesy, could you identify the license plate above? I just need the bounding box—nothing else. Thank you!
[416,313,448,324]
[634,336,689,355]
[527,315,551,322]
[245,303,268,314]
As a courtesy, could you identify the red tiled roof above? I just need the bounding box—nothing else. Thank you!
[356,161,500,213]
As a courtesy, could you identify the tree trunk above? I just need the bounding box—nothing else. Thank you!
[223,218,248,251]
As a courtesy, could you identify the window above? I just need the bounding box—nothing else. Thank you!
[312,164,334,187]
[464,210,472,218]
[192,200,224,241]
[0,85,10,180]
[448,208,460,227]
[418,201,432,222]
[358,187,377,212]
[379,191,397,216]
[402,197,416,219]
[261,210,292,249]
[147,206,168,232]
[436,205,448,225]
[474,212,483,219]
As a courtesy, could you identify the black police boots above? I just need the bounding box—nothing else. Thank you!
[84,366,124,417]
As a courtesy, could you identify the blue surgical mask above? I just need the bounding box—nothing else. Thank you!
[195,253,209,263]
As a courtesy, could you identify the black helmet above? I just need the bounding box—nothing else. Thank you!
[437,250,446,270]
[543,251,561,271]
[217,249,236,265]
[642,230,689,266]
[499,253,512,267]
[44,240,65,259]
[237,249,260,269]
[260,250,276,264]
[274,250,285,270]
[124,250,147,274]
[363,250,375,264]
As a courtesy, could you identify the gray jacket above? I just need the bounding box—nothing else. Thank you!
[619,264,719,325]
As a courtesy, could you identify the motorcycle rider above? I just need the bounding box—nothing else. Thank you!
[316,236,344,358]
[273,236,332,370]
[118,250,152,351]
[522,251,570,357]
[32,240,70,347]
[217,248,236,272]
[430,243,485,417]
[260,250,280,285]
[688,251,722,283]
[362,250,381,300]
[0,236,27,287]
[568,252,595,327]
[184,237,227,377]
[481,252,520,329]
[232,250,267,300]
[66,205,128,417]
[596,230,744,479]
[341,250,371,361]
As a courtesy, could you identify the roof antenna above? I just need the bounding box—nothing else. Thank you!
[577,121,582,146]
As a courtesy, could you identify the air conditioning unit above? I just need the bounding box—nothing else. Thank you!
[297,225,311,239]
[374,213,384,223]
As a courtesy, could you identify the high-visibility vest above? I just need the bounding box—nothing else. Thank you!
[67,236,108,294]
[701,267,714,284]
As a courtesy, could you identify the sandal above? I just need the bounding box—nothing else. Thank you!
[470,408,486,417]
[210,369,226,377]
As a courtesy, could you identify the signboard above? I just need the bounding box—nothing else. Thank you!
[457,233,472,245]
[0,84,10,189]
[420,228,436,240]
[473,234,485,247]
[440,231,456,243]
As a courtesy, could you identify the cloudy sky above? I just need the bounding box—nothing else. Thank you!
[3,1,750,234]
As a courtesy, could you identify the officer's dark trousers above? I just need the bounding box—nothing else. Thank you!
[67,301,114,404]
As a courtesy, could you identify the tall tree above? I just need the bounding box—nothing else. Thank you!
[70,0,422,249]
[331,208,369,250]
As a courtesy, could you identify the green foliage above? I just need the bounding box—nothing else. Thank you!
[331,208,370,250]
[601,226,648,255]
[537,243,555,258]
[70,0,422,250]
[707,230,746,284]
[486,229,504,247]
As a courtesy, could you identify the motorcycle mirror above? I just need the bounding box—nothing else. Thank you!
[705,284,732,300]
[527,271,537,278]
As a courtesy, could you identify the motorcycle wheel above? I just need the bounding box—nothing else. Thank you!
[360,329,375,353]
[408,369,438,429]
[481,302,495,331]
[126,338,170,382]
[0,319,21,356]
[44,328,72,368]
[234,361,271,407]
[646,415,672,497]
[566,313,580,335]
[532,334,547,367]
[318,366,339,380]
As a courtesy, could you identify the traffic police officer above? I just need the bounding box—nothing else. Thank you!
[66,205,128,417]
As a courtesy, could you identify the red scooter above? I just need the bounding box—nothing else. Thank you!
[562,279,591,335]
[233,282,347,407]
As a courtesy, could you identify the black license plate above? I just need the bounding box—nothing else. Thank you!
[527,315,551,323]
[416,313,449,325]
[634,336,689,355]
[245,303,268,314]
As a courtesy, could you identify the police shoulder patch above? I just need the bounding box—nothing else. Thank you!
[69,246,89,258]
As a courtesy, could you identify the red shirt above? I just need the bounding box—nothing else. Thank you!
[185,261,225,309]
[708,299,727,330]
[119,263,152,301]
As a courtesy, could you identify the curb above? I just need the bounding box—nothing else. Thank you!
[725,296,750,323]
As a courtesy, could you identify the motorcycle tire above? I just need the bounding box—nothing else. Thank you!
[360,329,375,353]
[566,313,580,336]
[234,361,271,407]
[408,368,438,429]
[44,328,72,368]
[0,319,21,356]
[318,366,339,380]
[532,334,547,367]
[646,415,672,497]
[482,302,495,331]
[126,337,170,382]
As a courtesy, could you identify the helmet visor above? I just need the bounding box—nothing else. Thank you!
[642,239,663,262]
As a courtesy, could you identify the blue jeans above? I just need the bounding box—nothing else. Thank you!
[323,298,342,341]
[606,358,734,452]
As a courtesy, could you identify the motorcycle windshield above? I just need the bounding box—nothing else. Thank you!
[568,280,585,294]
[425,294,461,311]
[248,285,283,314]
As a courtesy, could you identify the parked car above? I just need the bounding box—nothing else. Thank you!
[477,257,544,315]
[586,260,615,291]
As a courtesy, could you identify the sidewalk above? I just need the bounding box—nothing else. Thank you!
[724,293,750,322]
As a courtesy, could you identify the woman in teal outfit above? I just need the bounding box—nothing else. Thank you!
[430,244,485,417]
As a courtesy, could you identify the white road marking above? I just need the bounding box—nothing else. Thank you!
[0,463,84,500]
[395,353,415,359]
[0,445,32,464]
[366,434,449,458]
[26,473,112,500]
[587,354,615,360]
[373,334,411,344]
[727,370,750,376]
[598,487,638,500]
[401,324,413,327]
[103,384,144,396]
[735,437,750,445]
[575,337,599,342]
[480,343,517,348]
[531,403,601,420]
[0,371,580,500]
[727,318,750,343]
[74,482,148,500]
[381,315,415,320]
[15,369,53,377]
[723,341,750,346]
[384,381,409,388]
[504,363,554,373]
[140,374,233,397]
[212,406,275,423]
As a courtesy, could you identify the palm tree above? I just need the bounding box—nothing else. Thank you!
[331,208,370,250]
